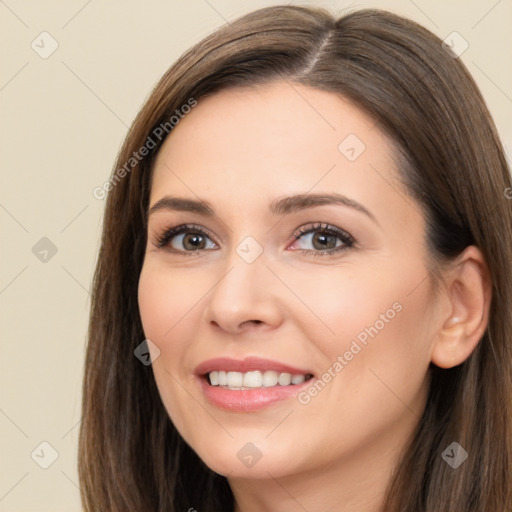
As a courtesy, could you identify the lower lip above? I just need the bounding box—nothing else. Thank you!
[198,375,314,412]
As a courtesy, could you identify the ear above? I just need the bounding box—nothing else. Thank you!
[430,245,492,369]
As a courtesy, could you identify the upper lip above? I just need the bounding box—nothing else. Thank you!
[195,356,314,376]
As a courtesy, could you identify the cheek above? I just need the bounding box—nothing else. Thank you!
[138,263,204,342]
[299,255,435,351]
[277,262,402,347]
[137,264,201,396]
[137,263,206,437]
[288,259,434,404]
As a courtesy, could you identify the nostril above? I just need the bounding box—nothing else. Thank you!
[241,319,263,327]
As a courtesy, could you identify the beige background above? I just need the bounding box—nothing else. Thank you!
[1,0,510,510]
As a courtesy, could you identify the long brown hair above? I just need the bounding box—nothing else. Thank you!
[79,5,512,511]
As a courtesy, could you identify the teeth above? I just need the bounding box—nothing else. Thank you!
[262,370,278,387]
[207,370,312,389]
[243,371,262,388]
[291,374,306,384]
[278,372,291,386]
[227,371,243,387]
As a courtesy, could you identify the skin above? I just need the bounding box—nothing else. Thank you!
[137,81,491,512]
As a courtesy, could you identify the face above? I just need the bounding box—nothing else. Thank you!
[138,81,441,481]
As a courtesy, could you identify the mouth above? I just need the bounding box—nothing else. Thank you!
[195,356,316,411]
[205,370,314,390]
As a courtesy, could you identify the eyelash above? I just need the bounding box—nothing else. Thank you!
[153,222,356,257]
[292,223,355,257]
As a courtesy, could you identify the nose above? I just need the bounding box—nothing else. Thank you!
[204,252,284,336]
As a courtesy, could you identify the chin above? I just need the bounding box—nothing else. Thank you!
[191,440,301,480]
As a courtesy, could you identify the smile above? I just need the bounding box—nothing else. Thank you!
[208,370,314,389]
[195,356,316,411]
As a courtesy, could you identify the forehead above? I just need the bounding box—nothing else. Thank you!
[149,81,410,223]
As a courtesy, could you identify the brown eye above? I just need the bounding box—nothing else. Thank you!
[180,233,208,250]
[291,223,355,257]
[311,231,339,250]
[155,224,217,252]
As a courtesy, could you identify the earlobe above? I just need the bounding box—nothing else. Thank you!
[430,246,492,369]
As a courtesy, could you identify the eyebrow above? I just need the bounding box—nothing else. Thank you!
[148,193,378,224]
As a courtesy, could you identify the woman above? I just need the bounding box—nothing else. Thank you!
[79,5,512,511]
